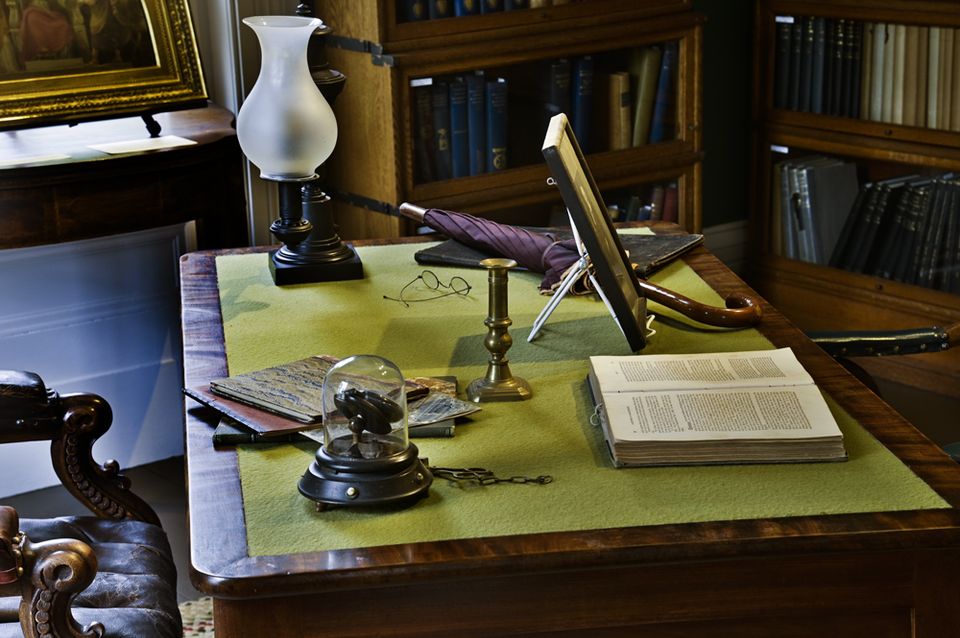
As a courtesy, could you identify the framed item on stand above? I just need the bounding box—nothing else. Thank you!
[0,0,206,130]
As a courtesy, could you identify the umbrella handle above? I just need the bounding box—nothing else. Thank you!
[637,279,763,328]
[399,202,427,223]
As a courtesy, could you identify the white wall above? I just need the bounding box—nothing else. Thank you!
[0,225,193,498]
[0,1,319,498]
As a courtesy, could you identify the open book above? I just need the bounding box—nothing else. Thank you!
[587,348,847,466]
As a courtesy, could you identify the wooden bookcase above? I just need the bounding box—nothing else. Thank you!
[316,0,703,239]
[748,0,960,401]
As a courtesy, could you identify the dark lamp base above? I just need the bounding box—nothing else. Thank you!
[299,443,432,510]
[269,245,364,285]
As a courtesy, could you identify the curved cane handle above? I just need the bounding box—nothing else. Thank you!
[637,279,763,328]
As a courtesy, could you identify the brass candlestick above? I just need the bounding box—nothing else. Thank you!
[467,258,532,402]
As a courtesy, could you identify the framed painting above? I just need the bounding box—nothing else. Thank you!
[0,0,206,130]
[541,112,648,352]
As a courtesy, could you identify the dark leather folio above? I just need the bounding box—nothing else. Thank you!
[414,231,704,278]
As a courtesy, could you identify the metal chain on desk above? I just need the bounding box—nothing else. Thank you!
[428,465,553,486]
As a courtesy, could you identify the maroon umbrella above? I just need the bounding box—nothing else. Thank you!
[416,206,579,290]
[399,203,762,328]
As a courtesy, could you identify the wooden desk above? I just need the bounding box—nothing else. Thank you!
[180,229,960,637]
[0,105,247,250]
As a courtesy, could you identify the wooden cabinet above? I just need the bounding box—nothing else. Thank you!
[748,0,960,401]
[316,0,703,239]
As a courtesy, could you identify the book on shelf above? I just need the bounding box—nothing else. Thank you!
[629,45,661,146]
[486,77,508,171]
[431,80,453,180]
[480,0,503,13]
[607,71,632,151]
[586,348,848,467]
[544,58,572,133]
[505,0,529,9]
[454,0,480,16]
[774,17,792,109]
[798,16,814,113]
[449,77,470,178]
[788,19,802,110]
[810,16,826,114]
[805,157,859,264]
[571,56,594,153]
[649,184,665,221]
[661,183,678,223]
[404,0,429,21]
[771,155,857,266]
[648,41,677,143]
[466,72,486,175]
[826,174,960,292]
[412,81,435,183]
[429,0,453,19]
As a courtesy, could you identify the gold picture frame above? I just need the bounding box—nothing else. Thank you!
[0,0,206,130]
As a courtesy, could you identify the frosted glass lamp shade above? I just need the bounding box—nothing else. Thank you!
[237,16,338,181]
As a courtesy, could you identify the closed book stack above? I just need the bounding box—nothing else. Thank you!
[772,15,959,129]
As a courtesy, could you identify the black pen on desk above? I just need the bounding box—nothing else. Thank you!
[409,422,456,438]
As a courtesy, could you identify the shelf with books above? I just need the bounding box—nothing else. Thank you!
[318,2,702,240]
[755,2,960,145]
[748,0,960,402]
[383,0,690,43]
[414,172,693,229]
[763,145,959,295]
[409,41,683,185]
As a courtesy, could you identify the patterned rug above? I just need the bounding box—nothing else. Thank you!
[180,597,214,637]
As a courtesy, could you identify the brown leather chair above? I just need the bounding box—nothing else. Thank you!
[0,371,181,638]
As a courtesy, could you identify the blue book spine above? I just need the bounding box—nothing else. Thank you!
[466,73,486,175]
[505,0,530,9]
[485,78,508,172]
[648,41,677,144]
[571,56,594,153]
[454,0,480,15]
[429,0,453,19]
[431,81,453,180]
[449,78,470,178]
[480,0,504,13]
[404,0,429,21]
[545,59,571,123]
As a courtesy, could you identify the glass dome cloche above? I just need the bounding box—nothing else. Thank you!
[298,355,432,510]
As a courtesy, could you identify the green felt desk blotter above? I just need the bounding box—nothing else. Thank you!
[214,238,948,558]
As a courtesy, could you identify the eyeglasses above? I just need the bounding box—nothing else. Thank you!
[383,270,472,307]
